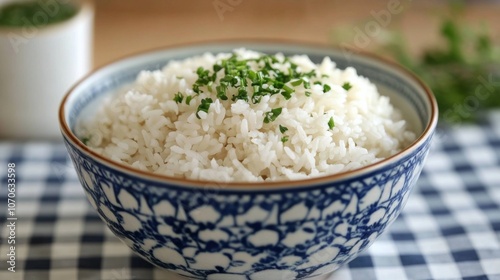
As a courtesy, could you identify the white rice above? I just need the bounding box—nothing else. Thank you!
[78,49,416,182]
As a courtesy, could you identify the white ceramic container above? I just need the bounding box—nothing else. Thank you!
[0,0,93,139]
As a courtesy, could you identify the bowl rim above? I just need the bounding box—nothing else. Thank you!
[59,39,438,190]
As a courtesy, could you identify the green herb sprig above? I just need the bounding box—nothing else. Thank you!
[378,5,500,123]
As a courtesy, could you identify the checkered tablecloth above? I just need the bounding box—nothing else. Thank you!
[1,114,500,280]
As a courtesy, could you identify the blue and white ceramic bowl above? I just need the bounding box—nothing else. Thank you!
[59,42,438,280]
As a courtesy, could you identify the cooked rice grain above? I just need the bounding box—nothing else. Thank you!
[78,49,416,182]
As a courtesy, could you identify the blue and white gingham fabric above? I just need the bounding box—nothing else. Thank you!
[1,112,500,280]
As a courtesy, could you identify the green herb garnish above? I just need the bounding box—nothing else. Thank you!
[264,108,282,123]
[81,136,91,145]
[281,136,289,143]
[193,67,216,95]
[323,84,331,93]
[187,52,340,131]
[174,92,184,104]
[185,95,193,105]
[291,79,303,87]
[196,98,213,118]
[216,83,229,100]
[342,82,352,91]
[281,85,294,100]
[233,88,248,102]
[328,117,335,130]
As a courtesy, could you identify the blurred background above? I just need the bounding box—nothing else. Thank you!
[93,0,499,66]
[93,0,498,125]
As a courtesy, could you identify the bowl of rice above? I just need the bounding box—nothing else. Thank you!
[59,42,438,279]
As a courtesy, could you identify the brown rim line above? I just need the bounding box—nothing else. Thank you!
[0,0,93,34]
[59,40,439,190]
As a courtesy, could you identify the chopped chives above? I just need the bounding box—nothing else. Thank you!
[342,82,352,91]
[323,84,331,93]
[174,92,184,104]
[328,117,335,129]
[196,98,213,118]
[186,95,193,105]
[248,70,257,80]
[279,125,288,133]
[264,107,282,123]
[291,79,303,87]
[213,64,223,72]
[188,52,339,131]
[81,136,91,145]
[281,85,294,100]
[216,84,228,100]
